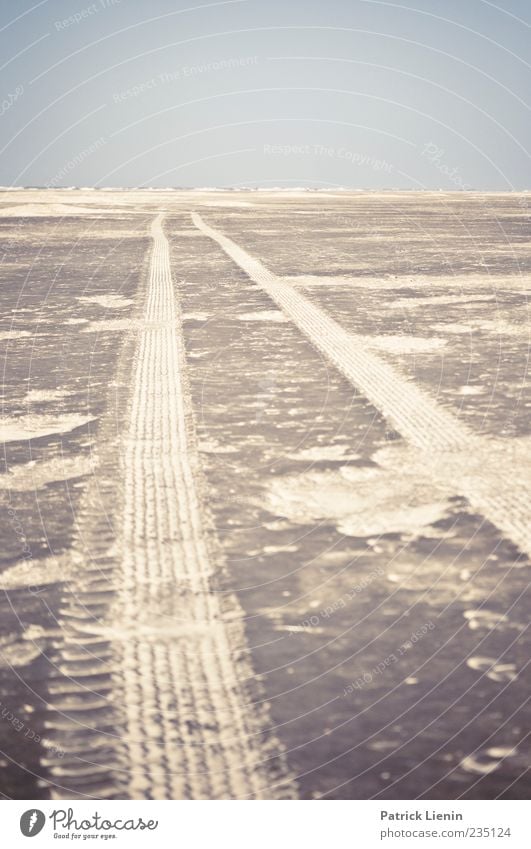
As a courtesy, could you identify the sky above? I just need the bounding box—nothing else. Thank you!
[0,0,529,189]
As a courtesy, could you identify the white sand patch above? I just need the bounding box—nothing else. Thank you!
[458,385,485,396]
[314,549,365,566]
[82,319,135,333]
[474,319,530,337]
[286,273,531,293]
[0,455,94,490]
[79,229,148,238]
[0,414,96,443]
[463,609,509,631]
[466,656,518,682]
[199,440,239,454]
[0,633,43,667]
[78,294,135,309]
[366,335,447,354]
[387,293,496,309]
[238,311,287,323]
[280,623,326,635]
[486,746,519,758]
[183,312,211,322]
[432,319,529,338]
[0,330,32,341]
[0,555,72,590]
[431,322,472,335]
[461,748,517,776]
[0,203,108,217]
[282,274,359,287]
[24,388,70,403]
[287,445,361,462]
[264,454,451,538]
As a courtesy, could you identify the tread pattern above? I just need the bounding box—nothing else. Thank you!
[44,215,296,800]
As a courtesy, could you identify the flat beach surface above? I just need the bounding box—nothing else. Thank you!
[0,189,529,800]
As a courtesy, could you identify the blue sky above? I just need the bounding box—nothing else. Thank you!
[1,0,529,188]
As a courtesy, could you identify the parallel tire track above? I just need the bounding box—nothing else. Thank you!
[45,215,296,800]
[191,212,531,561]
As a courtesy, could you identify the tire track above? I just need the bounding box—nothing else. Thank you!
[191,212,531,561]
[45,215,296,800]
